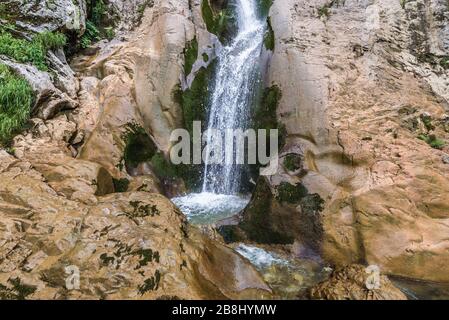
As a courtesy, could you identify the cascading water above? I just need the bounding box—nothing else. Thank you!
[173,0,266,224]
[202,0,266,194]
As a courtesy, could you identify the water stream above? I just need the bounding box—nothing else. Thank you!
[173,0,265,224]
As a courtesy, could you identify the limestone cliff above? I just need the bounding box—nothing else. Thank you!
[240,0,449,282]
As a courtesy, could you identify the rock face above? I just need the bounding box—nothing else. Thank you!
[1,0,87,34]
[0,150,269,299]
[0,0,272,300]
[240,0,449,282]
[310,265,407,300]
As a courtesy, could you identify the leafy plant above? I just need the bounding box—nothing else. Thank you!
[418,134,445,150]
[0,64,33,144]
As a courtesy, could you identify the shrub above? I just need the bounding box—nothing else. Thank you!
[0,64,33,144]
[0,31,66,71]
[80,21,101,48]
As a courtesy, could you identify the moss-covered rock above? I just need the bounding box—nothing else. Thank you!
[183,36,198,76]
[121,123,157,173]
[237,178,325,251]
[263,17,275,51]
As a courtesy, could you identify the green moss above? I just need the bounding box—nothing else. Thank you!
[150,152,177,179]
[128,201,160,218]
[440,56,449,69]
[317,0,343,18]
[112,178,130,193]
[0,278,37,300]
[183,37,198,76]
[263,17,275,51]
[138,270,161,294]
[283,154,302,172]
[99,253,115,266]
[239,178,294,244]
[202,52,209,63]
[122,123,157,172]
[132,248,160,269]
[180,64,214,136]
[0,64,33,144]
[256,0,273,18]
[253,85,284,147]
[276,182,308,204]
[0,31,66,70]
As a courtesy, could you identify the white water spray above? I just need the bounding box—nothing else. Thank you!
[202,0,266,194]
[173,0,267,224]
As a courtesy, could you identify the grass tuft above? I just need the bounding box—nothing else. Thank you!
[0,64,33,144]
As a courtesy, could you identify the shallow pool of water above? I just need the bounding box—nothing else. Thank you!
[172,192,250,225]
[235,244,330,299]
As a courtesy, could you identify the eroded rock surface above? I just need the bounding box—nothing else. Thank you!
[310,265,407,300]
[240,0,449,282]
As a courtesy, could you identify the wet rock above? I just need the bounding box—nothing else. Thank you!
[310,265,407,300]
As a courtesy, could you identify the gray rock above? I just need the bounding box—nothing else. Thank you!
[5,0,86,34]
[443,155,449,164]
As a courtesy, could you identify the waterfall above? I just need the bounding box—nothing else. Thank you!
[172,0,267,225]
[201,0,266,194]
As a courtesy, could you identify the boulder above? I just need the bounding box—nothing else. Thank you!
[310,265,407,300]
[0,151,270,299]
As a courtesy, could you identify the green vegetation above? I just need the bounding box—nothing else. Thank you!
[418,134,445,150]
[121,123,157,171]
[239,179,294,244]
[440,56,449,69]
[283,154,302,172]
[183,37,198,76]
[81,0,115,48]
[256,0,273,18]
[0,64,33,144]
[150,152,177,179]
[253,85,285,149]
[137,0,155,23]
[263,17,275,51]
[138,270,161,294]
[178,63,215,136]
[317,0,343,18]
[112,178,130,193]
[0,31,66,70]
[276,182,308,204]
[400,0,409,9]
[202,52,209,63]
[0,278,37,300]
[133,248,160,269]
[201,0,231,40]
[80,21,101,48]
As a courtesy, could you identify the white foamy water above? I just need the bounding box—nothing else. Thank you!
[202,0,266,194]
[235,244,288,269]
[172,193,249,225]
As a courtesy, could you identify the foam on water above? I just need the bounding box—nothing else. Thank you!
[172,192,250,225]
[235,244,288,269]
